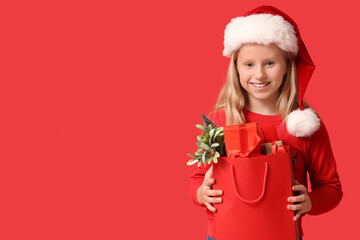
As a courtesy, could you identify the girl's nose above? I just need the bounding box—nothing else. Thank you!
[255,67,266,79]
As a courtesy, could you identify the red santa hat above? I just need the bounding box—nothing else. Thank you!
[223,5,320,137]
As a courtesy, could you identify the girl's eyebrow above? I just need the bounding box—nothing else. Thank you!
[238,58,253,62]
[239,57,277,62]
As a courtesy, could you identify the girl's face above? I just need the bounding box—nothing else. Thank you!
[236,44,288,108]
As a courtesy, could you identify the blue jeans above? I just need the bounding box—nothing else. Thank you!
[207,236,302,240]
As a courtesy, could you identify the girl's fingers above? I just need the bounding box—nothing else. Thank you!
[206,189,223,196]
[206,196,222,204]
[287,194,306,203]
[287,203,305,211]
[205,202,216,212]
[205,165,213,179]
[292,184,307,193]
[288,180,311,221]
[293,210,303,221]
[205,178,215,187]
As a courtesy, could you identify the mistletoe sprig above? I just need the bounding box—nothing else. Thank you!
[187,114,226,167]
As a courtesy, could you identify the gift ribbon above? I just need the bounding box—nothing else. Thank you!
[271,141,277,155]
[270,141,287,154]
[277,145,287,153]
[228,133,263,158]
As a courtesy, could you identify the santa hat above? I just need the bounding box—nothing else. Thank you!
[223,5,320,137]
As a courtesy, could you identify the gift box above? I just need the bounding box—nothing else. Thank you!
[223,122,264,158]
[213,122,299,240]
[261,140,284,155]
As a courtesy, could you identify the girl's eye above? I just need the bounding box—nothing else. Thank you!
[245,63,253,67]
[266,61,274,66]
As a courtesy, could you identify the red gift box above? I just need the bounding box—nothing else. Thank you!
[223,122,264,158]
[213,122,299,240]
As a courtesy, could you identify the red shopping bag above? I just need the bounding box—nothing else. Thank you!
[212,123,299,240]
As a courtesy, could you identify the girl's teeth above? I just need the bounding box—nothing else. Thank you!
[253,83,269,87]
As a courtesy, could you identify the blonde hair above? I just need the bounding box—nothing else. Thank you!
[211,46,311,125]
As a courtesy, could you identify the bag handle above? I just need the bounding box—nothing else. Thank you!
[231,162,269,204]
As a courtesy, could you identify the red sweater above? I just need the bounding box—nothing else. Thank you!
[189,108,343,238]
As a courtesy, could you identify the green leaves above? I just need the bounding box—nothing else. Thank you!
[199,142,211,151]
[209,128,215,141]
[187,159,198,166]
[196,124,206,131]
[186,113,226,167]
[195,151,204,156]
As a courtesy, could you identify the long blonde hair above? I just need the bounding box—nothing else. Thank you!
[211,46,310,125]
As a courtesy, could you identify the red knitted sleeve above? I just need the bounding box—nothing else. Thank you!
[305,119,343,215]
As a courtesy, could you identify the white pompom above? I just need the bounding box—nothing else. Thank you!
[286,108,320,137]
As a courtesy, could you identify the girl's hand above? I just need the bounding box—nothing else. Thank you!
[197,165,223,212]
[287,179,312,221]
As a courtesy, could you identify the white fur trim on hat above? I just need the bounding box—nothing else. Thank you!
[286,108,320,137]
[223,13,298,58]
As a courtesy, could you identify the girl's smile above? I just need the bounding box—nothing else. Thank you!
[250,82,271,89]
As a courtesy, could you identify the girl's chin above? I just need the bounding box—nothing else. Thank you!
[248,92,279,102]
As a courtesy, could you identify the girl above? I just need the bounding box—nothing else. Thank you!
[189,5,343,240]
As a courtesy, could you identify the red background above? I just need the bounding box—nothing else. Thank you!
[0,0,358,239]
